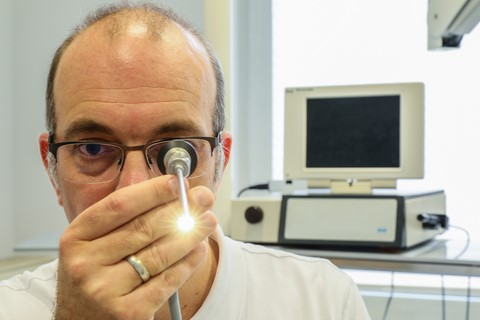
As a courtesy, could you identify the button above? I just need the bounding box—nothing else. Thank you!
[245,206,264,224]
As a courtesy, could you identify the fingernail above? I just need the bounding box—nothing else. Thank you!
[198,212,218,230]
[192,187,215,208]
[168,176,178,195]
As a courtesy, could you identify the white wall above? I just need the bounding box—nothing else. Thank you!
[204,0,234,234]
[231,0,273,195]
[7,0,208,248]
[0,0,14,258]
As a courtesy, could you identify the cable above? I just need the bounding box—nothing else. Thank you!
[465,276,471,320]
[382,271,395,320]
[237,183,269,197]
[236,179,303,197]
[441,275,446,320]
[448,225,472,320]
[449,225,471,260]
[439,224,470,320]
[168,291,182,320]
[380,223,470,320]
[436,224,471,320]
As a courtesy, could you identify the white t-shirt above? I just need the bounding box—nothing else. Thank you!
[0,227,370,319]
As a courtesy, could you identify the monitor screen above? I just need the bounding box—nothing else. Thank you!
[306,95,400,168]
[284,83,424,187]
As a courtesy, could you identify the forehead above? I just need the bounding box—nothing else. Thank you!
[53,18,216,139]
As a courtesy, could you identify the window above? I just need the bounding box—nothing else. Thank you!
[272,0,480,237]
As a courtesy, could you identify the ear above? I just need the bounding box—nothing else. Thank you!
[220,131,232,171]
[212,131,232,192]
[39,133,63,207]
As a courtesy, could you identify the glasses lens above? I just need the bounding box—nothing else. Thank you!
[146,138,214,179]
[56,143,123,183]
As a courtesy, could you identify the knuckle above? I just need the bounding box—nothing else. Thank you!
[162,271,181,290]
[112,303,141,320]
[190,186,215,208]
[148,244,170,270]
[84,278,109,301]
[194,211,218,234]
[185,242,208,269]
[204,210,218,227]
[58,231,75,254]
[106,192,131,215]
[144,286,171,310]
[154,177,169,198]
[67,257,86,275]
[59,256,89,286]
[150,176,174,202]
[116,296,157,320]
[132,215,155,243]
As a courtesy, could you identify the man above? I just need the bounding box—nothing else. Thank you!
[0,3,370,319]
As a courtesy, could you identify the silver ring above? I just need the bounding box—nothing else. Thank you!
[126,255,151,283]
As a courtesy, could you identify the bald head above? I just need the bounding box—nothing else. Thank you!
[46,3,225,138]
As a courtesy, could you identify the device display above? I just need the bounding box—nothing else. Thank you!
[306,95,400,168]
[284,82,424,189]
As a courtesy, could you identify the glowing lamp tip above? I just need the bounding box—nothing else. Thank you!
[177,214,195,232]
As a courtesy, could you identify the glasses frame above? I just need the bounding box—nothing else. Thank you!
[48,133,221,181]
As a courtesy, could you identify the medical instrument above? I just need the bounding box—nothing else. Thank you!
[157,140,198,320]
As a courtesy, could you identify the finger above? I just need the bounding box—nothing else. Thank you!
[89,185,215,265]
[120,210,217,289]
[67,175,187,241]
[62,241,209,320]
[90,208,216,295]
[117,241,209,319]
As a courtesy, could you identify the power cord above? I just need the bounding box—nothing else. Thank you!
[237,183,269,197]
[449,225,471,260]
[449,224,472,320]
[382,223,471,320]
[464,275,472,320]
[237,180,307,197]
[439,224,471,320]
[382,271,395,320]
[441,275,446,320]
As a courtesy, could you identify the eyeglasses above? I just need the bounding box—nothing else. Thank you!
[48,134,221,184]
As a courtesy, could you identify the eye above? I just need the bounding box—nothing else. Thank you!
[74,143,114,157]
[83,144,103,156]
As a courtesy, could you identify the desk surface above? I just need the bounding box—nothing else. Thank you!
[13,230,480,276]
[267,232,480,276]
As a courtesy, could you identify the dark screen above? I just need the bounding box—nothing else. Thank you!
[306,95,400,168]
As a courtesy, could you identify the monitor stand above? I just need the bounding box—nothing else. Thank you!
[308,179,397,194]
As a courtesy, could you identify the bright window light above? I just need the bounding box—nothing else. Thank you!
[272,0,480,239]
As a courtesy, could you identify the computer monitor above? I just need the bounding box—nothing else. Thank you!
[283,82,424,193]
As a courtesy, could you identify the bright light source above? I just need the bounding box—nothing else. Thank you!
[177,214,195,232]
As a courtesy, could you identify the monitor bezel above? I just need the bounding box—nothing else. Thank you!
[283,82,424,185]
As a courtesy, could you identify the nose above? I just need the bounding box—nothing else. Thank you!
[116,150,153,189]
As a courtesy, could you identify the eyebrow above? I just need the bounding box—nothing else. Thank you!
[63,119,113,140]
[152,119,207,137]
[62,118,209,141]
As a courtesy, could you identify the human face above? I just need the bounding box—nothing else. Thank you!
[41,21,227,222]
